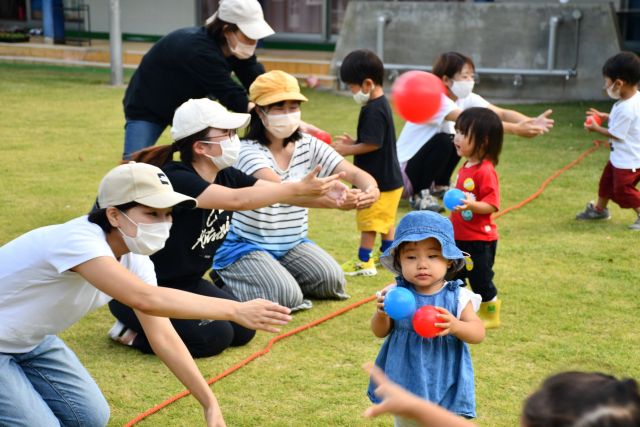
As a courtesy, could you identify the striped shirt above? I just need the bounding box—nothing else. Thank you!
[213,133,343,267]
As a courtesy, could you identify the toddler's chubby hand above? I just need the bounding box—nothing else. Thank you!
[375,284,397,313]
[433,306,458,337]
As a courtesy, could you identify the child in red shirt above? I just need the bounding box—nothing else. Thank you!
[450,107,503,329]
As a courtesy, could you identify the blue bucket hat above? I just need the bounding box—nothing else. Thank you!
[380,211,466,277]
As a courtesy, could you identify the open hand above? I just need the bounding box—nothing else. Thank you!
[331,133,356,155]
[299,165,346,197]
[326,181,349,206]
[233,299,292,333]
[356,185,380,209]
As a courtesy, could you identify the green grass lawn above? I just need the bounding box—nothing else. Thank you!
[1,62,638,427]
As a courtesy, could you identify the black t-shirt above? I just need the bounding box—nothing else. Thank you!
[123,27,264,126]
[354,95,403,191]
[151,162,257,286]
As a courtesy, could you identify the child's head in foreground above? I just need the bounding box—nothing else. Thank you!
[522,371,640,427]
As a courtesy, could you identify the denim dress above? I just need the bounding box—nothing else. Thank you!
[367,278,476,418]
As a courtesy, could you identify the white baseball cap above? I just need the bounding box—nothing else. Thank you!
[205,0,274,40]
[170,98,251,142]
[98,162,196,209]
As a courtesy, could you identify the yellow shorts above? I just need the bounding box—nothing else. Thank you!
[356,187,403,234]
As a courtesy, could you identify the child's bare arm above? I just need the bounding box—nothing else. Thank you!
[434,303,485,344]
[454,195,497,215]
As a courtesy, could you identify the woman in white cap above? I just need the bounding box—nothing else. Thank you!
[0,162,292,426]
[122,0,273,159]
[108,98,345,356]
[214,70,380,311]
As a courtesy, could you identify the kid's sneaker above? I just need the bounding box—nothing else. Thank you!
[371,248,383,267]
[418,190,444,213]
[341,257,377,276]
[575,202,610,220]
[629,215,640,230]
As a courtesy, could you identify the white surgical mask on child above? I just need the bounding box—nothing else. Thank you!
[203,134,240,170]
[118,211,172,256]
[606,82,621,100]
[227,33,256,60]
[353,85,374,106]
[261,110,301,139]
[450,80,474,99]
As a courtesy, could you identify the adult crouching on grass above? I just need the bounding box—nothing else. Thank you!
[213,70,381,311]
[107,98,346,357]
[0,162,292,427]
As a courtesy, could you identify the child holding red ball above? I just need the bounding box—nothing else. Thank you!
[369,211,485,426]
[578,51,640,230]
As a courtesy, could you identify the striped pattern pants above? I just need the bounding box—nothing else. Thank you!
[216,242,349,311]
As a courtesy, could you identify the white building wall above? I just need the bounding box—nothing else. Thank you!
[85,0,197,36]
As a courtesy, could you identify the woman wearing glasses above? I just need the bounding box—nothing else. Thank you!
[107,98,344,358]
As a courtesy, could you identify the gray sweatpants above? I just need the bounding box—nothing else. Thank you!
[216,242,349,311]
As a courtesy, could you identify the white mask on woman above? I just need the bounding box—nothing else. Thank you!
[227,32,256,60]
[450,80,474,99]
[203,134,241,170]
[118,211,172,256]
[261,110,301,139]
[352,85,374,106]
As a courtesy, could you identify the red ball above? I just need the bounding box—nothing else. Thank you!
[392,71,445,124]
[311,130,332,145]
[412,305,444,339]
[584,115,602,126]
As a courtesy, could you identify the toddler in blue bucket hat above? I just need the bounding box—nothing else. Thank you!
[368,211,485,425]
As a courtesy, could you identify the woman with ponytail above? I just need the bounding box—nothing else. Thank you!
[107,98,343,358]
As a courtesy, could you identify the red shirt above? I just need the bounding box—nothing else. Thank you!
[450,160,500,241]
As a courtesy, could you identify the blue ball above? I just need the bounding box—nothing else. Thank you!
[384,287,417,320]
[443,188,466,211]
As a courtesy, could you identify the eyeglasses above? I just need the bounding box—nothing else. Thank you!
[197,130,236,143]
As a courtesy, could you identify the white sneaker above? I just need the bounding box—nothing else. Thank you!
[108,320,137,346]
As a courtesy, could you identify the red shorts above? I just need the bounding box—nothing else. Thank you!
[598,161,640,209]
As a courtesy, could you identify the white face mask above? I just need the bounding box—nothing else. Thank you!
[352,85,374,106]
[118,210,172,256]
[261,110,301,139]
[227,32,256,60]
[606,82,621,100]
[450,80,474,99]
[203,134,241,170]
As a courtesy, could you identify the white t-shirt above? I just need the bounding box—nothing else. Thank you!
[608,91,640,169]
[396,95,458,163]
[231,133,344,256]
[440,93,491,135]
[0,216,157,353]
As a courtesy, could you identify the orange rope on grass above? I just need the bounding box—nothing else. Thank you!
[124,295,377,426]
[494,141,605,219]
[124,141,604,426]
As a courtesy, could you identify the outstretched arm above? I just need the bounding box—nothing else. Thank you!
[74,257,292,332]
[137,313,225,426]
[364,363,476,427]
[196,166,343,210]
[489,105,554,138]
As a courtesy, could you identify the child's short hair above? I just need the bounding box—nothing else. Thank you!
[432,52,475,79]
[602,52,640,86]
[339,49,384,86]
[455,107,503,166]
[523,371,640,427]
